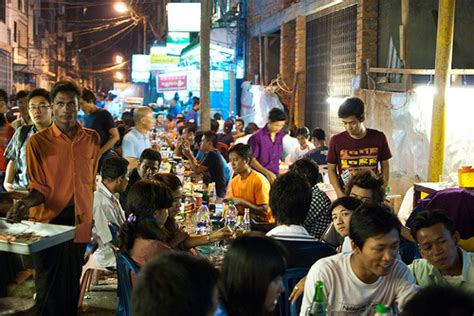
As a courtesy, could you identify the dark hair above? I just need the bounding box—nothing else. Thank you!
[289,158,320,187]
[27,88,51,104]
[213,112,222,120]
[328,196,363,217]
[0,89,7,102]
[228,143,253,162]
[166,114,173,121]
[220,233,286,316]
[153,173,182,192]
[203,130,218,148]
[193,96,199,103]
[236,118,245,126]
[81,88,97,104]
[311,128,326,141]
[349,203,401,250]
[244,122,259,135]
[119,180,173,254]
[402,285,474,316]
[152,173,182,241]
[133,252,218,316]
[16,90,28,100]
[176,118,186,126]
[194,131,204,145]
[127,180,172,216]
[338,97,365,120]
[139,148,162,163]
[224,119,233,134]
[183,123,196,135]
[410,210,456,242]
[210,119,219,132]
[268,107,287,122]
[50,79,81,101]
[270,172,312,225]
[101,156,129,181]
[295,127,310,138]
[345,170,385,204]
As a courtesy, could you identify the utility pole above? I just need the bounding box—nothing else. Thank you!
[428,0,455,182]
[200,0,211,131]
[143,16,147,54]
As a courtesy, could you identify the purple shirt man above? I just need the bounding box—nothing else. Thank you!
[248,126,284,174]
[247,108,287,183]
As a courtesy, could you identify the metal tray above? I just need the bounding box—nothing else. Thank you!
[0,218,76,255]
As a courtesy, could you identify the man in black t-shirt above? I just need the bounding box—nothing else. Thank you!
[81,89,120,169]
[182,130,226,198]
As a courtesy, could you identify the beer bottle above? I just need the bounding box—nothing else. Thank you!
[307,281,326,316]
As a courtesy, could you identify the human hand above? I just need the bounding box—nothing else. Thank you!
[288,276,306,304]
[211,226,233,242]
[4,183,15,192]
[169,229,189,248]
[6,200,28,223]
[181,142,193,158]
[266,172,277,184]
[230,197,244,206]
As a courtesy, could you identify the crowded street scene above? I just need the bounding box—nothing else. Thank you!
[0,0,474,315]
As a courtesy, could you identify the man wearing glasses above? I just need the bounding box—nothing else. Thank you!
[7,80,100,315]
[4,88,53,195]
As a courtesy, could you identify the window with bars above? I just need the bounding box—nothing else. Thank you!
[305,5,357,135]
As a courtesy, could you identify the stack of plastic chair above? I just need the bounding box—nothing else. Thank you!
[116,252,139,316]
[78,222,122,309]
[277,267,309,316]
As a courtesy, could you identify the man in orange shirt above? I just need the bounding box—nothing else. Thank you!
[8,80,100,315]
[227,143,271,221]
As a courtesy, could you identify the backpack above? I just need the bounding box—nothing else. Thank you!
[18,125,33,152]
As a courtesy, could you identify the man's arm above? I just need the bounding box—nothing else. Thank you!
[4,160,16,192]
[251,158,276,184]
[328,163,344,198]
[181,146,207,175]
[6,189,45,222]
[99,127,120,156]
[230,197,268,220]
[380,159,390,188]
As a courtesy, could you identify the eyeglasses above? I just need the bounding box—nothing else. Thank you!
[28,105,51,112]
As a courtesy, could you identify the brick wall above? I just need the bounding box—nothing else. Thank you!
[247,0,284,26]
[280,21,295,89]
[246,36,260,82]
[356,0,378,88]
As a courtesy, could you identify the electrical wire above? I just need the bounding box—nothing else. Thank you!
[73,21,137,51]
[73,18,132,36]
[80,60,130,74]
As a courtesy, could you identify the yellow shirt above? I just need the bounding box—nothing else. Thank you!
[228,170,272,221]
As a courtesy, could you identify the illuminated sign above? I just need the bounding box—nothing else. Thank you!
[157,74,187,91]
[131,54,150,83]
[167,32,190,56]
[187,70,227,92]
[150,46,180,72]
[167,3,201,32]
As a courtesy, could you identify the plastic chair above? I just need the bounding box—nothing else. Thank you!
[277,267,309,316]
[78,222,122,308]
[116,252,139,316]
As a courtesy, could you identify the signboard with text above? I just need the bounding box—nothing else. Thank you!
[157,74,187,91]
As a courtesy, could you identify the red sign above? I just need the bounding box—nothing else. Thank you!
[157,75,187,91]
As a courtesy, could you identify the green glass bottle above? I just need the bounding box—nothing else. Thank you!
[375,304,391,316]
[307,281,326,316]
